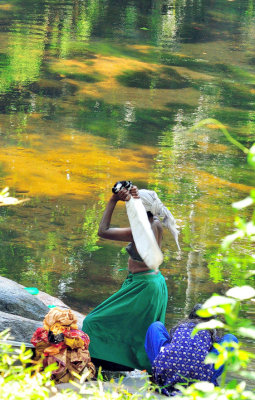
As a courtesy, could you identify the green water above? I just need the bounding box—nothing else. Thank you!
[0,0,254,344]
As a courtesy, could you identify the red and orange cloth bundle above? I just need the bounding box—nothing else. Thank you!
[31,307,95,383]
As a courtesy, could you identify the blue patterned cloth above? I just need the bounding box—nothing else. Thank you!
[145,321,238,396]
[150,321,215,390]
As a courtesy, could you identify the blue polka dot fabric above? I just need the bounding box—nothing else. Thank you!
[152,322,214,391]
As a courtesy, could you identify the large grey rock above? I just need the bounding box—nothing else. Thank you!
[0,276,49,321]
[0,311,41,343]
[0,276,86,344]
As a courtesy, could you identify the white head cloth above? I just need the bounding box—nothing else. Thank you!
[139,189,180,251]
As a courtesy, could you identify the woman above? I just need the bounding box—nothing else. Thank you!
[145,304,238,396]
[82,185,178,372]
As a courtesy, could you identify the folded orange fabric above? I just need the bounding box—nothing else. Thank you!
[43,307,78,330]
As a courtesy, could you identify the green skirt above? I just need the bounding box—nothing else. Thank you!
[82,271,168,371]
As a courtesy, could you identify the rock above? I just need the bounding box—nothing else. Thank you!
[0,311,41,343]
[36,291,69,309]
[0,276,49,321]
[0,276,86,343]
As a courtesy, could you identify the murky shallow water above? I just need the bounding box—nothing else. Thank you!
[0,0,254,381]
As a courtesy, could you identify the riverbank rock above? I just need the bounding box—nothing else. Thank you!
[0,276,49,320]
[0,311,42,343]
[0,276,86,343]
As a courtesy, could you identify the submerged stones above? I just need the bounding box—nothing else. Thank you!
[116,67,190,90]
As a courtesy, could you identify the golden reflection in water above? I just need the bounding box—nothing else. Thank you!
[0,130,156,197]
[194,167,253,194]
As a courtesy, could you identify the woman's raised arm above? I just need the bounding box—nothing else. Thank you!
[98,188,133,242]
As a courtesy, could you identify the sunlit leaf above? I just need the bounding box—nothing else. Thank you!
[226,286,255,300]
[204,353,218,364]
[237,326,255,339]
[192,381,215,392]
[0,198,30,206]
[238,350,252,362]
[246,270,255,278]
[202,295,236,308]
[221,231,243,250]
[214,352,226,369]
[240,370,255,380]
[232,196,253,210]
[247,144,255,167]
[236,381,246,392]
[246,221,255,236]
[0,187,9,197]
[192,319,225,336]
[197,306,225,318]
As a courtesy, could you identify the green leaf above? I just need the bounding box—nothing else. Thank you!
[226,286,255,300]
[226,379,239,389]
[197,306,226,318]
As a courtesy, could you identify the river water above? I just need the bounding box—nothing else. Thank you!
[0,0,254,367]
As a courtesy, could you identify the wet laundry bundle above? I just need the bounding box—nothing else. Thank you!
[31,307,95,383]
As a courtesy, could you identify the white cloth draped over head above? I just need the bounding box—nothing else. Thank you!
[139,189,181,251]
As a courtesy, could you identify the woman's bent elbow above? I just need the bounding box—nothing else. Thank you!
[98,228,107,238]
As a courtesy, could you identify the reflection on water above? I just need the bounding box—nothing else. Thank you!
[0,0,254,344]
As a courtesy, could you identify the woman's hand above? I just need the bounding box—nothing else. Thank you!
[113,188,131,202]
[130,186,140,199]
[111,185,139,202]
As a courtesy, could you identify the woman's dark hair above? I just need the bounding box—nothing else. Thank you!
[169,303,218,342]
[188,303,204,319]
[147,211,153,218]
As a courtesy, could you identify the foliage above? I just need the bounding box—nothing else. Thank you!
[0,330,160,399]
[169,118,255,399]
[0,330,57,400]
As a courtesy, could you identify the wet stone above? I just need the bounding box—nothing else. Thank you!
[0,276,49,321]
